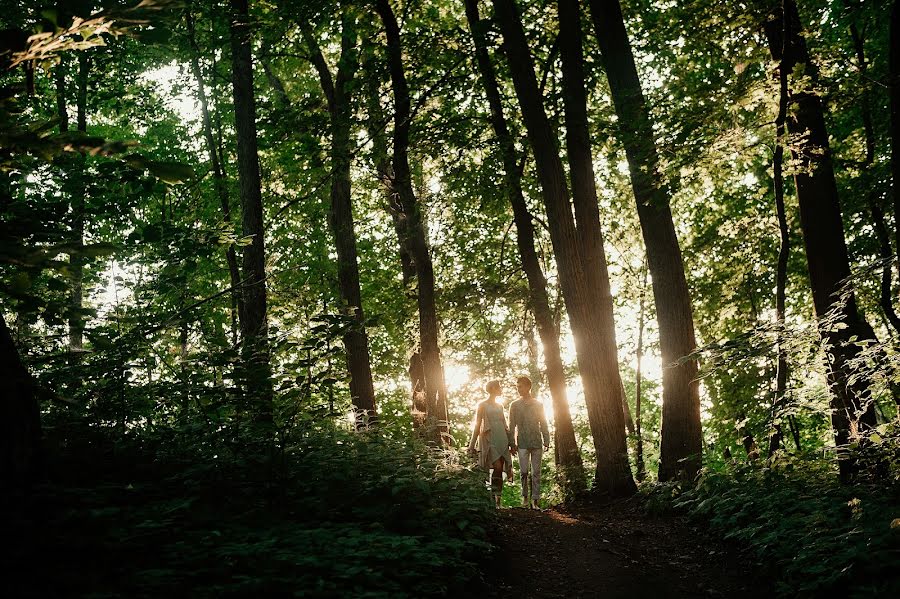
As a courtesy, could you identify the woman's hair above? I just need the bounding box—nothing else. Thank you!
[516,376,533,390]
[485,379,502,395]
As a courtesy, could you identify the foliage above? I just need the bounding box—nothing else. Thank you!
[9,419,494,598]
[646,450,900,597]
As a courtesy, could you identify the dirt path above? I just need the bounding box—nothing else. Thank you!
[489,498,763,598]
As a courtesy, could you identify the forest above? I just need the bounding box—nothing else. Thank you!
[2,0,899,596]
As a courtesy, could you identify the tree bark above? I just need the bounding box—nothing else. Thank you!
[845,10,900,335]
[587,0,701,482]
[891,0,900,271]
[768,5,791,457]
[65,54,89,354]
[304,11,378,422]
[764,0,879,481]
[228,0,273,416]
[186,8,243,346]
[464,0,583,489]
[0,312,42,484]
[635,259,647,480]
[557,0,634,491]
[493,0,635,496]
[375,0,450,445]
[363,67,416,288]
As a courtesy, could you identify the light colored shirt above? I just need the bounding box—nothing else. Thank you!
[508,396,550,449]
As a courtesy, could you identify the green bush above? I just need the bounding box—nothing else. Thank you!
[9,425,495,598]
[670,456,900,597]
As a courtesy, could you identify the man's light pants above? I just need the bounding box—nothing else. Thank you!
[517,447,543,502]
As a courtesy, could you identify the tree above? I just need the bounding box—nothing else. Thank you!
[186,6,244,345]
[764,0,880,480]
[463,0,583,489]
[892,0,900,270]
[493,0,635,496]
[228,0,273,416]
[587,0,702,482]
[374,0,450,445]
[303,7,377,422]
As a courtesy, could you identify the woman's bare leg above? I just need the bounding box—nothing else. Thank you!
[491,457,505,507]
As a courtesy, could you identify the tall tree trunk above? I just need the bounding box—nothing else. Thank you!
[375,0,450,445]
[764,0,879,482]
[363,68,416,288]
[846,9,900,335]
[635,258,647,480]
[0,312,42,483]
[587,0,701,482]
[464,0,583,490]
[493,0,635,496]
[66,54,89,354]
[768,7,791,456]
[891,0,900,272]
[304,11,377,422]
[186,8,244,346]
[557,0,633,490]
[228,0,273,416]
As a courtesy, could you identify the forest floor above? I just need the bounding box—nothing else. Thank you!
[488,496,765,599]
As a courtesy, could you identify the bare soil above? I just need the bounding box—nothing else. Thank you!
[488,497,766,599]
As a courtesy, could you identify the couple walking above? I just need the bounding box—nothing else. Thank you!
[467,376,550,509]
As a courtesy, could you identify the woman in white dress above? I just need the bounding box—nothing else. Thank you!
[467,380,514,507]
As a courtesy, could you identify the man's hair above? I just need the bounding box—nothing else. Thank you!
[516,376,532,390]
[485,380,502,395]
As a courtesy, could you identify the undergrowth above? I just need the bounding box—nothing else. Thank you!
[5,421,494,598]
[643,453,900,597]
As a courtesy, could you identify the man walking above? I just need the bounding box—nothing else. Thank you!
[508,376,550,509]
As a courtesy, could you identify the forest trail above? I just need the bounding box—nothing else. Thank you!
[489,498,761,599]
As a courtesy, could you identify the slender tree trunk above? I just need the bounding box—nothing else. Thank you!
[764,0,879,481]
[587,0,701,482]
[891,0,900,271]
[768,9,791,457]
[464,0,583,489]
[304,12,377,422]
[186,8,244,346]
[846,12,900,335]
[364,71,416,288]
[228,0,273,416]
[375,0,450,445]
[635,259,647,480]
[0,312,42,483]
[493,0,634,496]
[65,54,89,354]
[54,58,68,133]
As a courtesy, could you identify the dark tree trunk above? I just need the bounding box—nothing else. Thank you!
[891,0,900,271]
[765,0,879,481]
[464,0,583,490]
[0,312,42,484]
[768,8,791,456]
[228,0,273,416]
[557,0,633,492]
[493,0,635,496]
[363,70,416,288]
[375,0,450,445]
[587,0,701,482]
[634,259,647,481]
[186,9,244,346]
[846,11,900,335]
[305,12,377,422]
[66,54,89,355]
